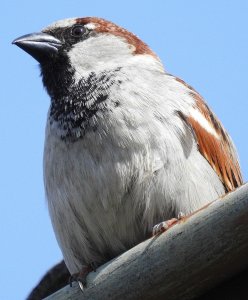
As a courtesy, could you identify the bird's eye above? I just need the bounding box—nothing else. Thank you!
[71,25,86,37]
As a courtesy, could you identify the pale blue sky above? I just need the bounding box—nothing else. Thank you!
[2,1,248,299]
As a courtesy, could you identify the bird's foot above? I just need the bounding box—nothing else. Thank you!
[152,212,185,236]
[69,262,98,291]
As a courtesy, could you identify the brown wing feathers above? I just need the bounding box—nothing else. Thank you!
[176,77,243,191]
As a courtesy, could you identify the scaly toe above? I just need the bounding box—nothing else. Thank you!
[69,263,96,291]
[152,218,178,236]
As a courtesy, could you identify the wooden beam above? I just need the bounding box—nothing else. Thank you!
[45,183,248,300]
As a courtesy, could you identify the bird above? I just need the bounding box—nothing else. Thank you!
[13,17,243,283]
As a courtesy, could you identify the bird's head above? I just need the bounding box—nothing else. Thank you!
[13,17,158,82]
[13,17,160,140]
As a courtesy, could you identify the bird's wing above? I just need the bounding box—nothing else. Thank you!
[176,77,243,191]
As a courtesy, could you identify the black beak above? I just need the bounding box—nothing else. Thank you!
[12,32,62,63]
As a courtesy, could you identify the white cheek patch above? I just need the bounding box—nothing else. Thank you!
[189,108,220,139]
[67,35,134,83]
[68,40,91,82]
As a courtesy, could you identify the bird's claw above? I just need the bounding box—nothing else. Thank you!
[69,262,98,291]
[152,212,186,235]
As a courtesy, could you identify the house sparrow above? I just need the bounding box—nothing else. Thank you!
[13,17,242,281]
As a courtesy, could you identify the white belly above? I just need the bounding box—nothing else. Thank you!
[44,120,225,274]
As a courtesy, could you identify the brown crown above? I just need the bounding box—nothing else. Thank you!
[76,17,157,57]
